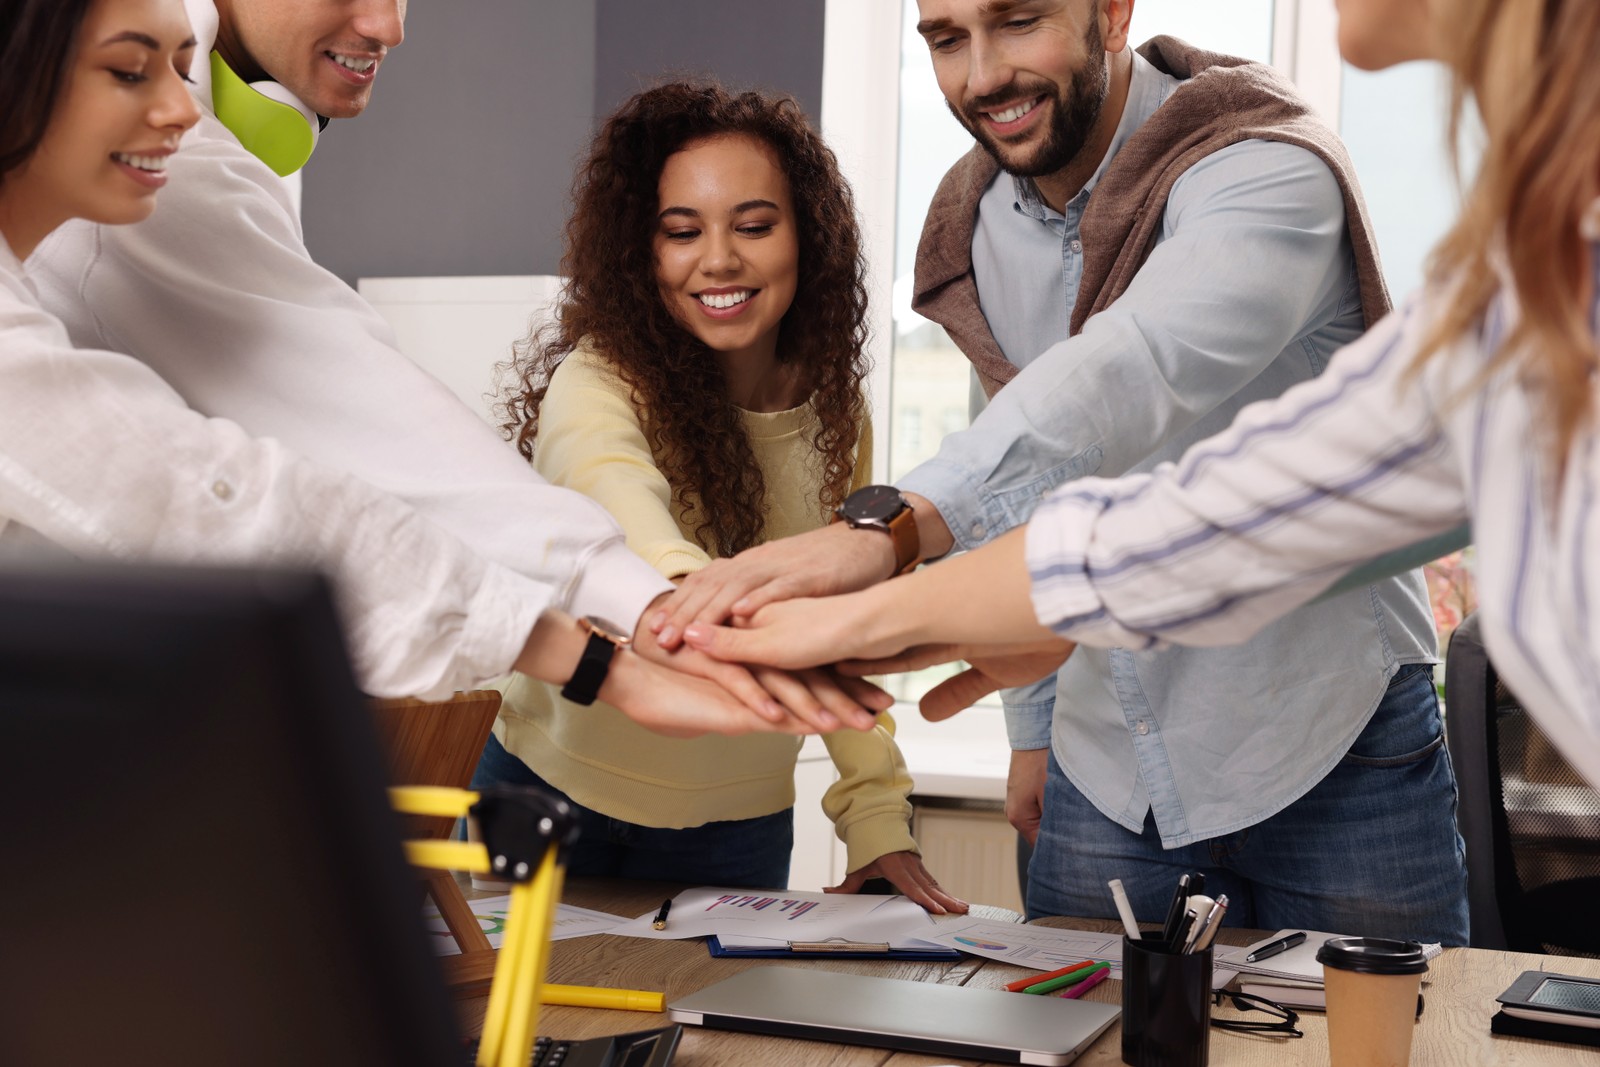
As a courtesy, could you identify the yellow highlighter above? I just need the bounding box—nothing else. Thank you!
[541,984,666,1013]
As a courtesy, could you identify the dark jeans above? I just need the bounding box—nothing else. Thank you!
[471,733,794,889]
[1025,664,1471,944]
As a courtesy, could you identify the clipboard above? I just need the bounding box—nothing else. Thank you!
[706,936,961,961]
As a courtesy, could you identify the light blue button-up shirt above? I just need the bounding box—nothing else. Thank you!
[898,53,1438,847]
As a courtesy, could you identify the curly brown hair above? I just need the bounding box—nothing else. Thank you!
[498,81,870,558]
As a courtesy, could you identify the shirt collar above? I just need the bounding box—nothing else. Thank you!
[1012,49,1174,220]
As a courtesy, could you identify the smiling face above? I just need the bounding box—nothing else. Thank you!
[917,0,1113,178]
[653,133,801,374]
[213,0,405,119]
[0,0,199,258]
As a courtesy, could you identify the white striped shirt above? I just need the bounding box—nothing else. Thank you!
[1027,233,1600,787]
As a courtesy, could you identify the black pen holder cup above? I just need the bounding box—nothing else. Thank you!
[1120,936,1212,1067]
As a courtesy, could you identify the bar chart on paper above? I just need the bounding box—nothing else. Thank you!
[705,894,820,920]
[612,886,943,948]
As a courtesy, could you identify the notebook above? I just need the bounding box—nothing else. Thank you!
[668,965,1120,1065]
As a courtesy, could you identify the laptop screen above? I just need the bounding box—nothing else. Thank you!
[0,563,463,1067]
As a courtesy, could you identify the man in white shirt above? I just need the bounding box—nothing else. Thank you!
[28,0,873,730]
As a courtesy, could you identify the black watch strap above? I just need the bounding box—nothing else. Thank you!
[560,629,619,706]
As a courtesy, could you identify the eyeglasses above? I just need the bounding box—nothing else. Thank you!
[1210,990,1304,1038]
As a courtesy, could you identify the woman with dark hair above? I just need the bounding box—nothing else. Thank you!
[0,0,814,735]
[486,82,964,909]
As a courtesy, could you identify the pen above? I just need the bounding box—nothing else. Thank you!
[1058,967,1111,1000]
[1022,962,1107,995]
[1004,960,1093,992]
[1170,907,1198,953]
[1108,879,1141,940]
[1179,896,1213,953]
[1190,895,1229,953]
[1244,930,1307,963]
[542,984,666,1013]
[651,898,672,931]
[1160,873,1191,943]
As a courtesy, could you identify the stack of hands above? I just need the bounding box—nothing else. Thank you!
[611,515,1076,910]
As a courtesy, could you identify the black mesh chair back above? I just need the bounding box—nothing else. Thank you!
[1444,612,1600,956]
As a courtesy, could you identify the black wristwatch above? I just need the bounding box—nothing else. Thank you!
[835,484,922,576]
[560,616,631,706]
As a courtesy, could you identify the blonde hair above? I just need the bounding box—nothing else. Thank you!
[1419,0,1600,463]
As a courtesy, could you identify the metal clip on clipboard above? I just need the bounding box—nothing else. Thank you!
[786,937,893,953]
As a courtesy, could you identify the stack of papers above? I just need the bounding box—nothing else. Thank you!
[920,916,1248,986]
[422,896,627,955]
[1236,931,1444,1009]
[611,887,949,952]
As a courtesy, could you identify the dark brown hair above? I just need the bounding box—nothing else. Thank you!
[0,0,92,182]
[499,81,870,557]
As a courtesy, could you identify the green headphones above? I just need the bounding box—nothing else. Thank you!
[209,51,326,177]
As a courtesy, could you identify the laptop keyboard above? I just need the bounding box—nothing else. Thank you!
[529,1037,574,1066]
[466,1025,680,1067]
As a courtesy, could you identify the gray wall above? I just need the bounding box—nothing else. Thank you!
[594,0,824,121]
[304,1,826,285]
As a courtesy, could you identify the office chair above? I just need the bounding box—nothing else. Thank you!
[1444,613,1600,956]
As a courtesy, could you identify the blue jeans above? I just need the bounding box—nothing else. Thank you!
[1026,664,1470,945]
[470,734,794,889]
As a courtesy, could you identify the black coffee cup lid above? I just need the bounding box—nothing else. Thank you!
[1316,936,1429,975]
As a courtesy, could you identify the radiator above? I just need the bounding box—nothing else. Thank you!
[911,799,1024,912]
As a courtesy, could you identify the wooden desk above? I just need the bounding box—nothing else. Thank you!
[458,879,1600,1066]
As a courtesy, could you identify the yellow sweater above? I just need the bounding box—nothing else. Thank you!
[493,347,916,874]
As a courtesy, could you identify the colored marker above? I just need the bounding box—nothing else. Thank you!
[1024,962,1109,995]
[1059,967,1111,1000]
[542,984,665,1013]
[1004,959,1093,993]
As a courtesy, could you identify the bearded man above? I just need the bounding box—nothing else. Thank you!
[651,0,1469,943]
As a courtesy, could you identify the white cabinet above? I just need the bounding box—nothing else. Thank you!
[358,275,564,427]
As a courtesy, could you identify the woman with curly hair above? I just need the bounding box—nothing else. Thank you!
[479,82,964,910]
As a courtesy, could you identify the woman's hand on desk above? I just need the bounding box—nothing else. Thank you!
[827,851,970,915]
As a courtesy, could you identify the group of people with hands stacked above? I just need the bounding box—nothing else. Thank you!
[2,0,1596,946]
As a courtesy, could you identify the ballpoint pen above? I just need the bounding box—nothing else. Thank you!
[652,898,672,931]
[1179,895,1214,953]
[1190,895,1229,953]
[1244,930,1307,963]
[1160,874,1191,943]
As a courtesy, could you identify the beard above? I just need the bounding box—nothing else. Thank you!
[949,21,1109,178]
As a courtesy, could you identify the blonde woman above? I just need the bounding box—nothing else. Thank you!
[685,0,1600,791]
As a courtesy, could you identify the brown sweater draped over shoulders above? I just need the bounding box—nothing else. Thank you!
[912,35,1391,399]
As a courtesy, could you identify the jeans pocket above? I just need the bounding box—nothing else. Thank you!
[1340,664,1446,768]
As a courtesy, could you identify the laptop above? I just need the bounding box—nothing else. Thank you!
[0,561,676,1067]
[668,965,1120,1065]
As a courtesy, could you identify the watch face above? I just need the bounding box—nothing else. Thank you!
[582,615,632,645]
[841,484,906,523]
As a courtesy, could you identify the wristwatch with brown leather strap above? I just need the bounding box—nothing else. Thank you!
[835,484,923,577]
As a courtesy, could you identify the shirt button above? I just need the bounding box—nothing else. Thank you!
[212,480,234,501]
[970,521,986,540]
[1135,720,1149,735]
[1070,239,1083,253]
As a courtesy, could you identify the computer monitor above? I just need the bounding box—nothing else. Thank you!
[0,563,463,1066]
